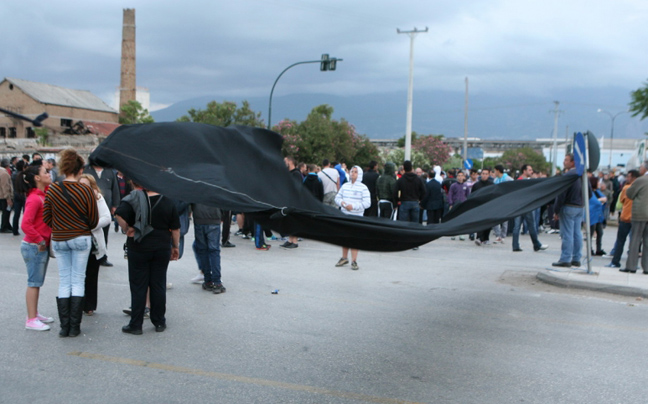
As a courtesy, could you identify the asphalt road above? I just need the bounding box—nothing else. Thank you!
[1,224,646,404]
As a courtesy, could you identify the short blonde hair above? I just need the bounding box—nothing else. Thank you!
[79,174,102,196]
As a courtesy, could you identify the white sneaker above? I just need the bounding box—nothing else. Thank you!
[166,282,173,290]
[190,273,204,284]
[36,313,54,323]
[26,318,50,331]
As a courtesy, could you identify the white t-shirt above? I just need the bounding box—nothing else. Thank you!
[318,167,339,194]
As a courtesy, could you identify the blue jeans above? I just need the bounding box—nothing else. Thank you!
[512,213,542,251]
[52,236,92,297]
[193,224,222,284]
[399,201,420,223]
[558,206,583,263]
[254,222,266,248]
[611,221,631,266]
[21,242,50,287]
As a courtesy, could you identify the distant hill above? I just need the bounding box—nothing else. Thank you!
[151,87,647,140]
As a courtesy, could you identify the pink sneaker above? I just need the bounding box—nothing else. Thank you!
[36,313,54,323]
[26,317,51,331]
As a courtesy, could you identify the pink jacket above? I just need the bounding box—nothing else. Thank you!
[22,188,52,245]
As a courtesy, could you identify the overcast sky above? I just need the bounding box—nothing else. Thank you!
[2,0,646,120]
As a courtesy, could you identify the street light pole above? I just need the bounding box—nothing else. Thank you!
[267,56,342,130]
[597,109,628,169]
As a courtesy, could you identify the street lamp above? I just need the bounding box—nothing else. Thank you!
[597,109,629,169]
[267,54,342,130]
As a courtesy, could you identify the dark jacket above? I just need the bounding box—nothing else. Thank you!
[471,178,494,194]
[421,179,444,210]
[191,203,222,225]
[303,173,324,202]
[84,165,120,209]
[362,169,379,208]
[396,172,426,202]
[376,162,398,204]
[553,169,591,214]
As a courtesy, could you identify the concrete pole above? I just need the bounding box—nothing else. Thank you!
[550,101,560,177]
[463,77,469,165]
[397,27,427,161]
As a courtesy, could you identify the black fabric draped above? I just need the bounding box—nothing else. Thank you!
[89,122,577,252]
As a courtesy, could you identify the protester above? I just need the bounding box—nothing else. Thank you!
[376,162,398,219]
[11,160,27,236]
[588,177,607,256]
[606,170,638,268]
[335,166,371,270]
[78,174,111,316]
[191,203,226,294]
[621,161,648,274]
[43,149,99,337]
[18,164,54,331]
[115,182,180,334]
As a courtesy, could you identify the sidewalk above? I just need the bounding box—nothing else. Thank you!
[537,261,648,298]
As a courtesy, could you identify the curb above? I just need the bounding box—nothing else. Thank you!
[536,270,648,298]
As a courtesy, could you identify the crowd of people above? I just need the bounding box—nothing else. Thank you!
[3,148,648,337]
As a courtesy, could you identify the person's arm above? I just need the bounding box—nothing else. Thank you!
[170,229,180,260]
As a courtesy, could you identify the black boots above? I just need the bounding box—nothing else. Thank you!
[57,296,84,337]
[69,296,84,337]
[56,297,71,338]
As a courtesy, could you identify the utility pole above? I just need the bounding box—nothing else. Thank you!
[550,101,561,177]
[463,77,469,164]
[397,27,428,161]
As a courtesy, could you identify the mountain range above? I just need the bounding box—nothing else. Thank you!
[150,87,648,141]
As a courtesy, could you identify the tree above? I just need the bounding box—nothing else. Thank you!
[629,79,648,121]
[273,104,379,167]
[412,134,453,167]
[396,132,419,148]
[498,147,549,174]
[119,100,154,124]
[177,100,264,127]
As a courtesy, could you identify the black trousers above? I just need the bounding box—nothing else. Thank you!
[127,247,170,328]
[84,254,100,312]
[426,209,443,225]
[12,195,25,235]
[221,210,232,244]
[0,199,11,231]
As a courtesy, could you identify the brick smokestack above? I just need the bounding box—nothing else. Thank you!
[119,8,136,118]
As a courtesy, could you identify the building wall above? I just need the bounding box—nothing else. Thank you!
[0,81,118,138]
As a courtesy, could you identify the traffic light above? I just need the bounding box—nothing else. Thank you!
[328,58,336,71]
[320,54,330,71]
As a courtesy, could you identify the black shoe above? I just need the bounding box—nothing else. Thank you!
[99,260,113,267]
[56,297,71,338]
[619,268,637,273]
[213,284,227,294]
[155,324,166,333]
[13,232,20,236]
[594,250,606,256]
[0,229,11,233]
[222,241,236,248]
[513,248,523,252]
[202,282,214,291]
[571,261,581,267]
[68,296,84,337]
[280,241,292,248]
[122,325,143,335]
[643,271,648,275]
[552,261,571,267]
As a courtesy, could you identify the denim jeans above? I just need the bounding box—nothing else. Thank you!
[558,206,583,263]
[52,236,91,298]
[399,201,420,223]
[512,213,542,251]
[21,242,50,287]
[193,224,222,284]
[611,221,631,266]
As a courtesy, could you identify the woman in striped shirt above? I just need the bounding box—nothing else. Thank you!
[44,149,99,337]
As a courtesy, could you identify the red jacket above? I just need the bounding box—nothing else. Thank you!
[22,188,52,245]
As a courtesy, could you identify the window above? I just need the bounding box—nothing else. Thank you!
[9,127,17,138]
[0,128,5,138]
[26,127,36,138]
[61,118,72,128]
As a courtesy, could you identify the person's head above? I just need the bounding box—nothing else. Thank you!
[297,162,307,174]
[0,159,8,168]
[626,169,640,184]
[10,156,17,166]
[456,171,466,183]
[494,165,505,177]
[415,167,423,176]
[641,160,648,176]
[31,152,42,161]
[322,159,330,168]
[15,159,26,172]
[589,176,599,190]
[22,154,30,163]
[284,156,296,170]
[599,181,607,191]
[368,160,377,171]
[403,160,413,173]
[384,162,396,177]
[469,168,478,181]
[481,168,491,181]
[349,166,360,183]
[58,148,85,178]
[79,174,101,198]
[520,164,533,178]
[563,153,575,170]
[307,164,317,173]
[16,164,51,195]
[47,158,56,168]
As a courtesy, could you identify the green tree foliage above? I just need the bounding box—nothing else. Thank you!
[396,132,419,148]
[119,100,155,124]
[412,134,453,167]
[496,147,549,174]
[385,148,428,169]
[177,100,264,127]
[273,104,379,167]
[629,79,648,121]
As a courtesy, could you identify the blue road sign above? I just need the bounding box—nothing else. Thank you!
[463,159,473,170]
[574,132,586,176]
